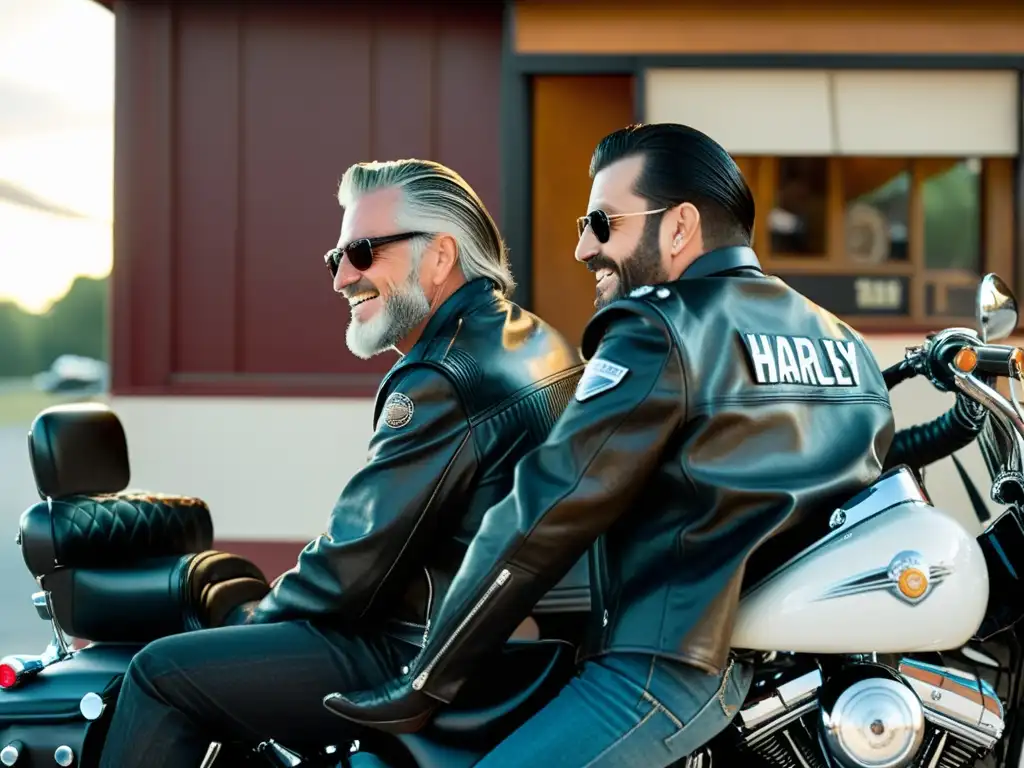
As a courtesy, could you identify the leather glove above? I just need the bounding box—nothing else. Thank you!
[198,574,270,628]
[322,676,440,734]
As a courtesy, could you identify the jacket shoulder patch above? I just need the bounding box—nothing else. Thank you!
[740,332,860,387]
[382,392,415,428]
[575,358,630,402]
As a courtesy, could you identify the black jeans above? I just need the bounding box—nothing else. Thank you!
[98,620,418,768]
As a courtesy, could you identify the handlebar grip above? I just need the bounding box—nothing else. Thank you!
[883,358,917,390]
[969,344,1024,378]
[883,392,987,473]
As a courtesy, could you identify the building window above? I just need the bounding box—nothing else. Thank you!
[772,157,828,257]
[734,155,1012,329]
[922,158,983,317]
[922,159,982,272]
[841,158,910,265]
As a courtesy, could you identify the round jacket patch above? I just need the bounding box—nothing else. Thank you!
[383,392,414,429]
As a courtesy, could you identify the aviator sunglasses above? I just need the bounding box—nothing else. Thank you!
[576,208,668,244]
[324,231,429,277]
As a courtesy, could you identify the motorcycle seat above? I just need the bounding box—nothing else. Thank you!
[20,491,215,578]
[427,639,574,736]
[390,638,576,767]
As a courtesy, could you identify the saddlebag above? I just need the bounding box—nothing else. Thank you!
[0,644,136,768]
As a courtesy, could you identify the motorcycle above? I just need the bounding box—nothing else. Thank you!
[3,273,1024,768]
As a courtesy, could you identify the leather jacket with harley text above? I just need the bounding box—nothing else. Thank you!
[242,278,585,630]
[402,246,896,704]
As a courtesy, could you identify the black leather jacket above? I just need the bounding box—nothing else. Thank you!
[403,247,896,704]
[242,278,584,630]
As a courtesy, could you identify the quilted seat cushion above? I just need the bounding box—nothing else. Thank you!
[20,490,214,578]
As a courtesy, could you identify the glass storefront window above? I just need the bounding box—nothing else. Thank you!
[771,157,828,256]
[922,158,982,273]
[841,158,910,265]
[732,155,1012,327]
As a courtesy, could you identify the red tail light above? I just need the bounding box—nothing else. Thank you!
[0,664,17,690]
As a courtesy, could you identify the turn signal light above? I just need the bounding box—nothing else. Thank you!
[953,346,978,373]
[0,664,16,690]
[0,657,43,690]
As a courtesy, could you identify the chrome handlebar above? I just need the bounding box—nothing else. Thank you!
[907,328,1024,495]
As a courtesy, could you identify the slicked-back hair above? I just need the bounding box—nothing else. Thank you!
[590,123,755,249]
[337,159,515,296]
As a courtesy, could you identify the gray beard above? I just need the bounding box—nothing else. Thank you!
[346,277,431,360]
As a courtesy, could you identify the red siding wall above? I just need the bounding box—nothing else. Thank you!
[111,1,503,397]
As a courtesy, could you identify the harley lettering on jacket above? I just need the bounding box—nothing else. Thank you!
[741,332,860,387]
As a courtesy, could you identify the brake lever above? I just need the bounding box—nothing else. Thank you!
[1007,356,1024,427]
[952,365,1024,474]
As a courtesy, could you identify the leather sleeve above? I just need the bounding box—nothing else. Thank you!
[408,304,684,702]
[241,366,478,625]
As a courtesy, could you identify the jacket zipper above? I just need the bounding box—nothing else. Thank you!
[592,540,609,636]
[421,567,434,646]
[412,568,511,690]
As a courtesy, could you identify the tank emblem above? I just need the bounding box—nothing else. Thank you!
[818,550,953,606]
[896,566,929,600]
[887,551,934,603]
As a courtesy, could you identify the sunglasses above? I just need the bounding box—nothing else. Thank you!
[324,231,429,277]
[576,208,668,244]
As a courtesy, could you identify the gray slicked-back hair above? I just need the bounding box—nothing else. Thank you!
[337,159,515,296]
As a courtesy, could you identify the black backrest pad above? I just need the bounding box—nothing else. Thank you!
[28,403,130,499]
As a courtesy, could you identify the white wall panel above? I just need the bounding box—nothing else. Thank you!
[644,69,834,155]
[833,70,1019,156]
[644,68,1020,157]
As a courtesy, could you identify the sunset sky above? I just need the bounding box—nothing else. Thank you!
[0,0,113,313]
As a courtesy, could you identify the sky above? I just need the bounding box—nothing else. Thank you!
[0,0,113,314]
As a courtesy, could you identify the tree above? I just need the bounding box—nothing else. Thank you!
[0,301,45,375]
[0,276,109,377]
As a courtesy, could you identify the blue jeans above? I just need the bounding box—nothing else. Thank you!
[473,653,753,767]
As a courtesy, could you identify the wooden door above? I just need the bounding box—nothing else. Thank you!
[530,75,635,344]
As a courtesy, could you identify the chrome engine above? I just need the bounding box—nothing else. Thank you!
[736,658,1005,768]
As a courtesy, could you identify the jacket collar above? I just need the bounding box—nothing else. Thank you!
[407,277,498,358]
[680,246,763,280]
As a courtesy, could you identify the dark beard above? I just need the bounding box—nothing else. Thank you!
[594,218,669,309]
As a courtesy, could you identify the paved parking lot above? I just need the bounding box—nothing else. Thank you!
[0,426,51,652]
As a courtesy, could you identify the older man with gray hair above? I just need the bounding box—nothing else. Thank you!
[98,158,584,767]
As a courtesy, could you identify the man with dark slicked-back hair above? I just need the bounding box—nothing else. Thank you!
[327,124,895,767]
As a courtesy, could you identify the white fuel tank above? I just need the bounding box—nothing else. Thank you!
[731,469,990,654]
